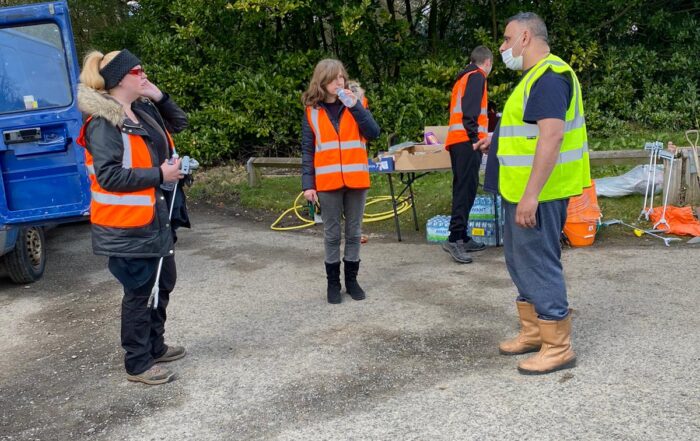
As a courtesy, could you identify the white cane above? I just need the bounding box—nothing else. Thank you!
[147,156,183,310]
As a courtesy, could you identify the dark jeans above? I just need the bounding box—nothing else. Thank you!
[108,256,177,375]
[448,142,482,242]
[503,199,569,320]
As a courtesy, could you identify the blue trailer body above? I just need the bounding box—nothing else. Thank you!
[0,2,90,282]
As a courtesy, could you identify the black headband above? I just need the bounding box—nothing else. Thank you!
[99,49,141,90]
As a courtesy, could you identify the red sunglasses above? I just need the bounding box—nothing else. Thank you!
[127,67,145,76]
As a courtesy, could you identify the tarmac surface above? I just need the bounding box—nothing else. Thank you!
[1,206,698,441]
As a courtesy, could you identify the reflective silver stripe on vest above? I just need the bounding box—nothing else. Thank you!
[309,108,326,153]
[86,164,95,175]
[499,123,539,138]
[121,133,132,169]
[499,114,586,139]
[565,115,585,131]
[340,140,363,150]
[91,191,152,206]
[316,164,342,175]
[478,108,488,133]
[342,163,369,173]
[448,123,465,132]
[310,108,320,134]
[499,142,589,166]
[521,59,583,121]
[522,60,566,103]
[309,108,360,153]
[453,89,462,113]
[316,163,368,175]
[316,141,338,153]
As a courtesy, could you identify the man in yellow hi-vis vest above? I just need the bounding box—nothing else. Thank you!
[474,12,591,375]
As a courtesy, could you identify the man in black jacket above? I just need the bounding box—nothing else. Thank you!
[442,46,493,264]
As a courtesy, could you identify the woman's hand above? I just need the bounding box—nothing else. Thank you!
[161,158,183,183]
[142,80,164,102]
[303,189,318,203]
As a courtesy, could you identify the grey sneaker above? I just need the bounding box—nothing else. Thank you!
[154,345,186,363]
[441,240,473,264]
[126,364,175,385]
[463,238,486,252]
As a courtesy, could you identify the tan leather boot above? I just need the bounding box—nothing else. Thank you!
[498,301,542,355]
[517,315,576,375]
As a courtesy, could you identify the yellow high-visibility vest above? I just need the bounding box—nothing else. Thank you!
[497,54,591,203]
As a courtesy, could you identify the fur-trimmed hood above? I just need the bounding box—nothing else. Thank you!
[77,84,125,127]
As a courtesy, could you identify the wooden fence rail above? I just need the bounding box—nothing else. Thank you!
[246,150,657,187]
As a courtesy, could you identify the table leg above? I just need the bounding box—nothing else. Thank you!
[387,173,402,241]
[408,173,419,231]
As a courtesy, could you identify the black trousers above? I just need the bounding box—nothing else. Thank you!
[448,141,482,242]
[108,256,177,375]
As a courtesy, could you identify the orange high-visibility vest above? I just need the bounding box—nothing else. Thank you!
[77,117,157,228]
[306,105,370,191]
[445,68,488,148]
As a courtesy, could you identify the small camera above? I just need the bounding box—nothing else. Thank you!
[180,156,199,175]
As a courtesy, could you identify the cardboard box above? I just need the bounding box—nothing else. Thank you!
[424,126,449,144]
[393,144,451,171]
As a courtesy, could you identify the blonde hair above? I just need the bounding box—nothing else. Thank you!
[301,59,348,108]
[79,50,120,90]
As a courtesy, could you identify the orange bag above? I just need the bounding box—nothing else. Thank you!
[649,206,700,236]
[563,182,601,247]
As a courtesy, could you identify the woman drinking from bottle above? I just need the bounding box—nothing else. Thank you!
[300,59,380,304]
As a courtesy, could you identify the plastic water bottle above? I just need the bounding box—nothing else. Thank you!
[337,88,355,107]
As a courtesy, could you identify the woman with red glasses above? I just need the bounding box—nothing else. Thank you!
[77,49,189,385]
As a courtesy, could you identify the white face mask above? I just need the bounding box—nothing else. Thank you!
[501,32,525,70]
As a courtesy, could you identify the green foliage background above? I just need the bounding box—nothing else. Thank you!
[6,0,700,164]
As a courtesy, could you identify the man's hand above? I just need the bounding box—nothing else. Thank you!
[515,194,539,228]
[473,135,491,153]
[303,189,318,203]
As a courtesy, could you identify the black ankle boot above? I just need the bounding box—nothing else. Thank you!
[325,261,342,304]
[343,259,365,300]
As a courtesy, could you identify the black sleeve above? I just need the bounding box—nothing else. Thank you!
[347,101,381,140]
[86,118,161,192]
[461,72,485,143]
[523,72,571,123]
[301,114,316,191]
[137,93,189,134]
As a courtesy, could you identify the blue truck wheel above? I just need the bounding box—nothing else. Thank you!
[2,227,46,284]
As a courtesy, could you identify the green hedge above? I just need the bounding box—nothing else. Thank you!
[86,0,699,164]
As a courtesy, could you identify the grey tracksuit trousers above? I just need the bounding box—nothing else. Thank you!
[318,188,368,264]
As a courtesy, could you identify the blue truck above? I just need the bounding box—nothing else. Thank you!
[0,2,91,283]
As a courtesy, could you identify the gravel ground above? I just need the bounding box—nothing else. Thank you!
[1,206,698,441]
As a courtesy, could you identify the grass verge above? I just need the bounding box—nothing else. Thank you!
[187,162,670,240]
